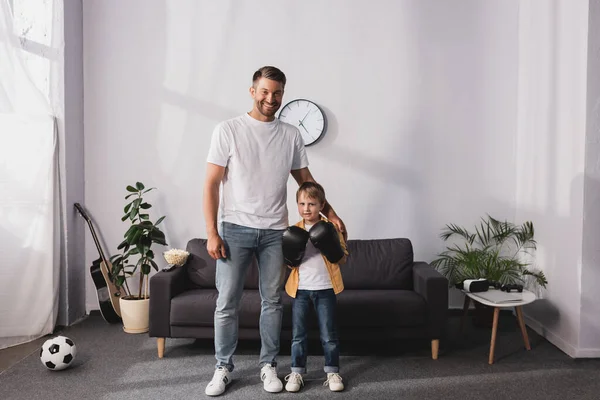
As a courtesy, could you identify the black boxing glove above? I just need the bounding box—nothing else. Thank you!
[308,220,345,264]
[282,226,310,267]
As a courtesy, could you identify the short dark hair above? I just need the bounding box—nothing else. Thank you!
[252,66,286,88]
[296,181,326,205]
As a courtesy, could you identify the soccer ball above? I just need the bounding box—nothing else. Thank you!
[39,335,77,371]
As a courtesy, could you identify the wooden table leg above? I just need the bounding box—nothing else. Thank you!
[460,295,471,333]
[488,307,500,365]
[515,306,531,350]
[157,338,165,358]
[431,339,439,360]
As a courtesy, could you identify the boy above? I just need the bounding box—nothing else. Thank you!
[281,182,349,392]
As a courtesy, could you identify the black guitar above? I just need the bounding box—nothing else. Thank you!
[74,203,122,324]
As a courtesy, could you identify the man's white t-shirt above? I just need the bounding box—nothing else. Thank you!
[298,223,333,290]
[206,113,309,230]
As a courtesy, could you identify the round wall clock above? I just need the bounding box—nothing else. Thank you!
[278,99,327,146]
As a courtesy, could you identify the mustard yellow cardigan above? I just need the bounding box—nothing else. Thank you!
[284,217,349,298]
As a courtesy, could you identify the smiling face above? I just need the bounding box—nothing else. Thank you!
[249,77,284,122]
[297,191,324,225]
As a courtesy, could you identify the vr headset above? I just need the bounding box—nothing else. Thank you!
[461,278,489,293]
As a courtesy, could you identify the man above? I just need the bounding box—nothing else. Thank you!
[203,66,346,396]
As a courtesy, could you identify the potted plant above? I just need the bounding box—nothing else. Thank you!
[109,182,167,333]
[431,215,547,326]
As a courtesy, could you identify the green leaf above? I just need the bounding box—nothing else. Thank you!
[155,216,165,226]
[141,263,151,274]
[150,228,165,240]
[129,199,141,220]
[150,229,167,246]
[140,203,151,209]
[136,236,151,256]
[143,187,156,194]
[127,228,142,245]
[124,225,138,240]
[440,224,475,244]
[124,202,132,214]
[136,182,145,190]
[140,214,149,220]
[121,214,129,222]
[149,259,159,272]
[125,193,137,199]
[126,185,137,193]
[115,276,126,287]
[117,239,128,250]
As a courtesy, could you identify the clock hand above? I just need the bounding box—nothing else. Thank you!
[298,120,310,135]
[300,110,311,124]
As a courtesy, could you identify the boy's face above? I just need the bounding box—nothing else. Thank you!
[297,192,324,225]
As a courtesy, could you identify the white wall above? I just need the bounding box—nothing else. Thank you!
[83,0,520,313]
[82,0,600,358]
[515,0,595,358]
[581,0,600,356]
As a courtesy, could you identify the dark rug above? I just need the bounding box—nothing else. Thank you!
[1,313,599,400]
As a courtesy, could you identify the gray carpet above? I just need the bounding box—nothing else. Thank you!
[1,313,599,400]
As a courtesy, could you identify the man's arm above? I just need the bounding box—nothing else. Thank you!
[290,167,347,240]
[203,163,227,259]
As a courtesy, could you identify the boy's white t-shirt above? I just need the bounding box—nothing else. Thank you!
[206,113,308,229]
[298,223,333,290]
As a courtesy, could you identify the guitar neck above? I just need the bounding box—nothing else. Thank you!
[85,218,110,265]
[75,203,110,266]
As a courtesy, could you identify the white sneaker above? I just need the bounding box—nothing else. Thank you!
[260,363,283,393]
[324,372,344,392]
[205,367,231,396]
[284,372,304,392]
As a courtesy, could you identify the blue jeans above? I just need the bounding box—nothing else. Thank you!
[291,289,340,374]
[214,222,285,372]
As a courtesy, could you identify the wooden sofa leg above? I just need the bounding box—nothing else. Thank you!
[431,339,439,360]
[157,338,165,358]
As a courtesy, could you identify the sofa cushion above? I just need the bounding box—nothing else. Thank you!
[170,288,426,331]
[336,289,426,328]
[170,289,270,328]
[185,239,262,289]
[170,288,218,327]
[342,239,414,290]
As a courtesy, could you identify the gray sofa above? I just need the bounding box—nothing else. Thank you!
[149,238,449,359]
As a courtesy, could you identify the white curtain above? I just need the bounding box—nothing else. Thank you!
[0,0,59,349]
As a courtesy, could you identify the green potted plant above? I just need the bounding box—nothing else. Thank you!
[431,215,547,326]
[110,182,167,333]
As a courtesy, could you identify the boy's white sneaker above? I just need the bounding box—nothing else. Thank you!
[324,372,344,392]
[260,363,283,393]
[284,372,304,392]
[205,367,231,396]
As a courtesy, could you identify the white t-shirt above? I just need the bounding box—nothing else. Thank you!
[206,113,309,229]
[298,224,333,290]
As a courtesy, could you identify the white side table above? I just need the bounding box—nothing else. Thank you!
[461,289,536,364]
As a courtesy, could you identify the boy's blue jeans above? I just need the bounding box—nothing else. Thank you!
[214,222,285,372]
[291,289,340,374]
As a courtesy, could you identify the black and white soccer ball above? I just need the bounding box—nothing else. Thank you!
[39,335,77,371]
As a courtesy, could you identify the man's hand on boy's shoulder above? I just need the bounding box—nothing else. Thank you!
[328,214,347,241]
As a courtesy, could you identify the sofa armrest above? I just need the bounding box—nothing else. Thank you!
[412,262,449,339]
[149,266,188,338]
